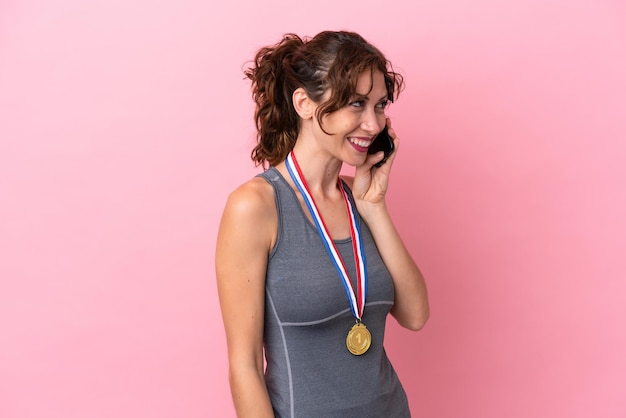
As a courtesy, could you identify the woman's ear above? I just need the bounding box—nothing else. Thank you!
[292,88,315,119]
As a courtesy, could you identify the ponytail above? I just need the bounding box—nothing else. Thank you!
[245,34,303,167]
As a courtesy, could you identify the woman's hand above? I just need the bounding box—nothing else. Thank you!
[351,118,400,219]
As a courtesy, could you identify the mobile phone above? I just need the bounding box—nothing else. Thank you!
[368,126,395,167]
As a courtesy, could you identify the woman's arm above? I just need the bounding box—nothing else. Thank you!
[216,178,277,417]
[358,204,429,330]
[348,122,430,331]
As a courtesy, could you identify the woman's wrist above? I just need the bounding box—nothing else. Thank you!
[357,200,390,225]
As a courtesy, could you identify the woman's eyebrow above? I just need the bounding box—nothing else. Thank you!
[352,93,388,102]
[352,93,369,100]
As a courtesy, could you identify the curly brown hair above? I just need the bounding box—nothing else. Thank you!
[245,31,404,167]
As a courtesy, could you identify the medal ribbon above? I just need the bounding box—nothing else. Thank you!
[285,151,367,320]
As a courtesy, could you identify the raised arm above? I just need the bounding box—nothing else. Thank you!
[215,178,277,417]
[348,122,430,331]
[357,201,429,331]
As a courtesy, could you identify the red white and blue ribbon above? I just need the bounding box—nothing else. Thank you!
[285,151,367,320]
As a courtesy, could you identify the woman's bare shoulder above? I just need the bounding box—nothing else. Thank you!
[223,175,276,221]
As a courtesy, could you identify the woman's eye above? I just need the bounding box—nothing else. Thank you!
[350,100,365,108]
[376,100,389,110]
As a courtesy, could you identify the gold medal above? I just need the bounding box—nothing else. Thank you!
[346,322,371,355]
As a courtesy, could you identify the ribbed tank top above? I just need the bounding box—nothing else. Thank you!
[259,167,410,418]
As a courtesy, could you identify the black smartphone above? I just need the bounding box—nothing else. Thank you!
[368,126,395,167]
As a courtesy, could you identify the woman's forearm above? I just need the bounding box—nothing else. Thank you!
[363,205,430,331]
[229,364,274,417]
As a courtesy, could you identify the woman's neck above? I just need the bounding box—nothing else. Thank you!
[290,142,343,198]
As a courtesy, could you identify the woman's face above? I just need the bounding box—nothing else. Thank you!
[314,69,389,166]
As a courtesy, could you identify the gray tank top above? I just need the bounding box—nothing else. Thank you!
[259,168,410,418]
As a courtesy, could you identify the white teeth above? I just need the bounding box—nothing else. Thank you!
[349,138,371,147]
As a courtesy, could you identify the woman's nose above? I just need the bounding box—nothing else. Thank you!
[360,107,384,134]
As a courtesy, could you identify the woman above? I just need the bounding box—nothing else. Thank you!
[216,31,429,417]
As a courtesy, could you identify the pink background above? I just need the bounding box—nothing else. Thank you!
[1,0,625,417]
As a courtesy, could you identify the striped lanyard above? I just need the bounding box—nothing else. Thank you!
[285,151,368,320]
